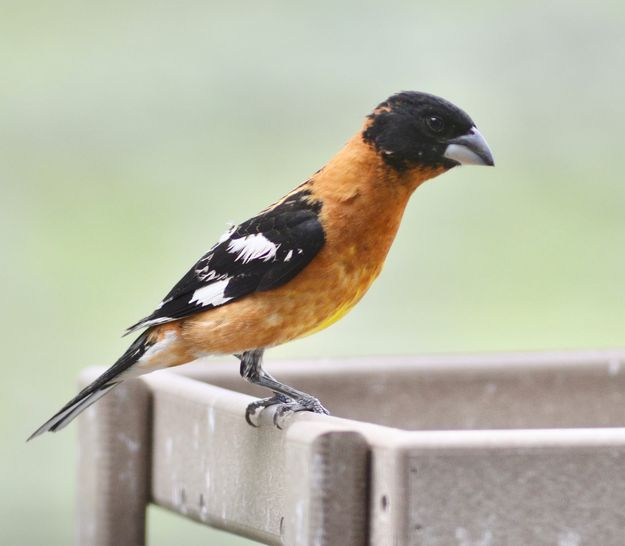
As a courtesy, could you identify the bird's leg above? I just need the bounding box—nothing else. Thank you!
[238,350,329,426]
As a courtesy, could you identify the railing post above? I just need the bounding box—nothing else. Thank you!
[76,369,151,546]
[283,422,370,546]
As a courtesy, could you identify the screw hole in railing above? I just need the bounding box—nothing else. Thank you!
[381,495,389,511]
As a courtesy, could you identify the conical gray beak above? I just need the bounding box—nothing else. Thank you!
[443,127,494,167]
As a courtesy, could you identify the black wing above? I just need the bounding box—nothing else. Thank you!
[126,189,324,334]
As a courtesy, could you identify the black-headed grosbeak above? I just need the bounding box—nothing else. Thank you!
[30,91,494,439]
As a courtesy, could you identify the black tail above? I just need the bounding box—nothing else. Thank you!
[28,332,151,441]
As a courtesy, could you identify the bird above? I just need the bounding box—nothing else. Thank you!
[29,91,494,440]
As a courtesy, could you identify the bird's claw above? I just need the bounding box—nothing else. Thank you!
[245,394,330,428]
[245,393,291,427]
[272,397,330,429]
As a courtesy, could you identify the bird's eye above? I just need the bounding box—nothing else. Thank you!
[426,115,445,133]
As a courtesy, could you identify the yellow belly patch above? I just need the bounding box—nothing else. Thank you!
[303,299,359,337]
[301,269,378,337]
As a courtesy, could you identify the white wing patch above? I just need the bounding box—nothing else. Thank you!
[190,278,233,307]
[141,316,173,328]
[226,234,279,264]
[195,268,228,283]
[155,297,171,310]
[217,224,236,244]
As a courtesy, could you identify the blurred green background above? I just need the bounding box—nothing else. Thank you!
[3,0,625,544]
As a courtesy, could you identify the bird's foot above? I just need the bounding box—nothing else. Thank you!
[245,393,330,428]
[245,393,291,427]
[272,396,330,429]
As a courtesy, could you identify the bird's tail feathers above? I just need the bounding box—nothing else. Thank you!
[27,382,119,440]
[28,331,152,441]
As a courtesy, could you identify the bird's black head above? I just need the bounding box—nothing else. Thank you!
[363,91,494,171]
